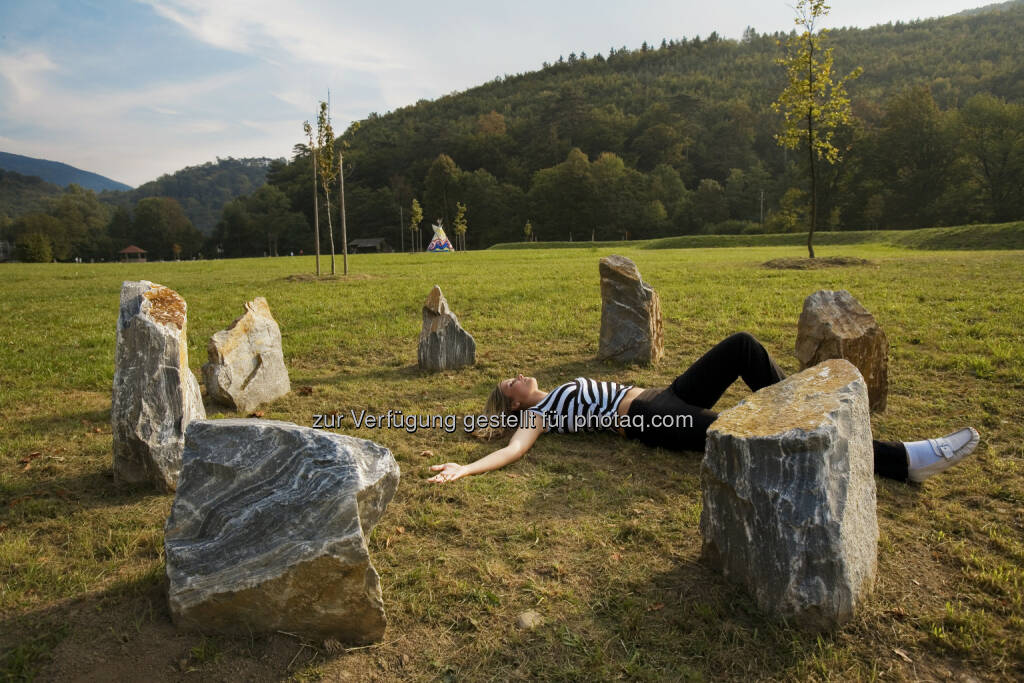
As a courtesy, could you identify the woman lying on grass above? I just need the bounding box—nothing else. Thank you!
[427,332,980,484]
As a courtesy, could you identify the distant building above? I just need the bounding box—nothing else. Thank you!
[119,245,147,262]
[347,238,393,254]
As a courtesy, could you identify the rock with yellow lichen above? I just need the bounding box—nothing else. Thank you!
[202,297,290,413]
[111,280,205,491]
[417,285,476,371]
[700,359,878,632]
[165,419,399,643]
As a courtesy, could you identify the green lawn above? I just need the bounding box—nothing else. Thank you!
[1,236,1022,681]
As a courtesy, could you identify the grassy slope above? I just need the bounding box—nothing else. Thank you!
[1,242,1022,681]
[491,222,1024,252]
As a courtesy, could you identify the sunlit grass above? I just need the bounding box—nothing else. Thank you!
[1,240,1022,679]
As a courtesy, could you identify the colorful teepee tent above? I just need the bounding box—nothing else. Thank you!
[426,222,454,252]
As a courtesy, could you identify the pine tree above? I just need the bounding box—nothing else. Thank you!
[772,0,860,258]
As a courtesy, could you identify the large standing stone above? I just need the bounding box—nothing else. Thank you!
[700,359,878,632]
[202,297,290,413]
[796,289,889,412]
[165,419,400,643]
[111,281,205,491]
[418,285,476,371]
[597,255,663,365]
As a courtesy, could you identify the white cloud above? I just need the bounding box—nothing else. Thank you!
[138,0,410,71]
[0,49,58,104]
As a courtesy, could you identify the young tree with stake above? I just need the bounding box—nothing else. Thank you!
[302,120,321,276]
[454,202,468,252]
[409,198,423,252]
[315,101,338,275]
[772,0,860,258]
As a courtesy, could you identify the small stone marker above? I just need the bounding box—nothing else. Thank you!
[516,610,544,630]
[111,280,205,491]
[597,255,663,365]
[700,359,878,632]
[417,285,476,371]
[202,297,290,413]
[164,419,400,643]
[795,289,889,412]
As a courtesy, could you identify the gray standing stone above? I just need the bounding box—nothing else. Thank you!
[202,297,290,413]
[700,359,878,632]
[165,419,400,643]
[111,280,205,491]
[418,285,476,371]
[597,255,663,365]
[796,289,889,412]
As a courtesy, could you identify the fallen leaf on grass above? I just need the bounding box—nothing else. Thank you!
[249,410,265,418]
[18,452,41,465]
[647,603,665,612]
[297,386,314,396]
[419,450,433,458]
[609,553,622,562]
[395,526,405,534]
[893,648,913,663]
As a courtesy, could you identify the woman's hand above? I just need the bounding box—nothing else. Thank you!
[427,462,471,483]
[426,424,543,483]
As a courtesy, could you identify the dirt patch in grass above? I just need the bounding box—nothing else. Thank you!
[762,256,874,269]
[285,273,382,282]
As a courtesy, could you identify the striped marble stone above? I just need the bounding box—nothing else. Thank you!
[165,419,400,643]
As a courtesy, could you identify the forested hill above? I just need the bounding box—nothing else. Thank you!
[0,151,132,192]
[0,169,63,218]
[246,0,1023,252]
[102,157,278,233]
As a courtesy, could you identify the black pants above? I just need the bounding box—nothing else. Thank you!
[625,332,909,481]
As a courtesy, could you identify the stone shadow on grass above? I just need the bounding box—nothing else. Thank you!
[0,570,328,682]
[7,406,113,440]
[2,468,168,512]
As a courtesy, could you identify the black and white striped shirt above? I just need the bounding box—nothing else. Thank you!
[526,378,634,433]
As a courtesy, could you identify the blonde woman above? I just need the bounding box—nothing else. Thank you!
[428,332,979,484]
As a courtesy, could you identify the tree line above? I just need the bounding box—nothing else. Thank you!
[3,3,1022,260]
[240,3,1022,253]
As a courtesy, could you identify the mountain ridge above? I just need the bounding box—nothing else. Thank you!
[0,151,132,192]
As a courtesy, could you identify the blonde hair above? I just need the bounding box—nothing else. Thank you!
[473,383,516,440]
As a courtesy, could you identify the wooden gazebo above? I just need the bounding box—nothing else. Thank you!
[119,245,147,263]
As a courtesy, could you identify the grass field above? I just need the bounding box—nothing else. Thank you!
[1,233,1022,681]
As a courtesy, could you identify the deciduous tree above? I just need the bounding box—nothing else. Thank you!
[772,0,860,257]
[302,120,321,275]
[409,198,423,252]
[316,101,339,274]
[453,202,468,251]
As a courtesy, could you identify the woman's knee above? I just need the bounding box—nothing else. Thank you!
[724,331,760,350]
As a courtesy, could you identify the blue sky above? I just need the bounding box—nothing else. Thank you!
[0,0,992,187]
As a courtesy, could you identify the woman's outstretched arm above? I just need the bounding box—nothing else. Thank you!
[427,423,544,483]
